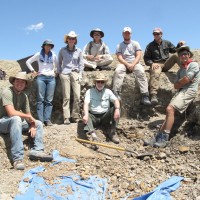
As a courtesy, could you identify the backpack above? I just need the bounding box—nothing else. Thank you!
[0,69,6,80]
[88,41,106,55]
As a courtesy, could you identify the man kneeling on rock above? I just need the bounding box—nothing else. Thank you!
[82,73,120,144]
[0,72,53,170]
[144,46,200,148]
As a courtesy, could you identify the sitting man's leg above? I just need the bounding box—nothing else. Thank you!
[134,64,151,106]
[149,63,163,105]
[162,53,181,72]
[0,116,24,170]
[28,120,53,162]
[96,55,113,70]
[112,64,127,101]
[101,107,119,144]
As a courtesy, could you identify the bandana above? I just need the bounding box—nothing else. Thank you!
[182,59,193,69]
[39,49,53,63]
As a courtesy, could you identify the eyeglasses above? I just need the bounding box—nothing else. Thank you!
[94,34,101,36]
[68,37,76,40]
[153,33,161,36]
[96,81,105,84]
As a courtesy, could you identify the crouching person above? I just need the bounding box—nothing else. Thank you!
[0,72,53,170]
[82,73,120,144]
[144,46,200,148]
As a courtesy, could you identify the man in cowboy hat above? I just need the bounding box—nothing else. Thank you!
[0,72,53,170]
[144,46,200,148]
[83,28,113,71]
[112,26,151,105]
[82,73,120,144]
[144,27,186,105]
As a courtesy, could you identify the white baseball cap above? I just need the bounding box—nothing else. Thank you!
[123,27,132,33]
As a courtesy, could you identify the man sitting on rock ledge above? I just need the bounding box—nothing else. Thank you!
[144,46,200,148]
[82,73,120,144]
[0,72,53,170]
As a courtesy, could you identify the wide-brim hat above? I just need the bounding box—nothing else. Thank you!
[9,71,32,88]
[64,31,78,43]
[90,28,104,38]
[176,45,194,58]
[41,40,54,48]
[93,73,108,83]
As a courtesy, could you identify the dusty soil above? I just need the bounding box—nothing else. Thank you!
[0,116,200,200]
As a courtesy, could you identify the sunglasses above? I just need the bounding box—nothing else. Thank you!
[96,81,105,84]
[180,52,189,56]
[153,33,161,36]
[68,37,76,40]
[94,34,101,36]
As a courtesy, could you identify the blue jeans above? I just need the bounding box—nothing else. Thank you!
[0,116,44,161]
[36,75,56,122]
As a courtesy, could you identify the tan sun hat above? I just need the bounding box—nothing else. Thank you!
[9,71,32,88]
[94,73,108,83]
[64,31,78,44]
[176,45,194,58]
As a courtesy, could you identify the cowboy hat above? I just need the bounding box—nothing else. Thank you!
[64,31,78,43]
[9,71,32,88]
[90,28,104,38]
[41,40,54,48]
[94,73,108,83]
[176,45,194,58]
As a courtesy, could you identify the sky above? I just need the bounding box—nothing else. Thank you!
[1,0,200,60]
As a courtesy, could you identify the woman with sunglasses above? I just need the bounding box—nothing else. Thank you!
[26,40,57,126]
[57,31,84,125]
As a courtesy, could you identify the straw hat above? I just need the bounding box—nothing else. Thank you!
[64,31,78,44]
[9,72,32,88]
[93,73,108,83]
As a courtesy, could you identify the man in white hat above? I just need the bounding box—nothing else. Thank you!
[112,26,151,106]
[83,28,113,71]
[144,27,186,105]
[0,72,53,170]
[144,46,200,148]
[83,73,120,144]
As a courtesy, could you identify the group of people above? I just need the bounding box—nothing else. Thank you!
[0,26,199,170]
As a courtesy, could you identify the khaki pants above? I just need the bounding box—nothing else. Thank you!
[59,72,80,119]
[84,55,113,69]
[150,53,181,95]
[112,63,149,94]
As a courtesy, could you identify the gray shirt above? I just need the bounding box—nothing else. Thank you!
[85,87,117,114]
[57,46,84,74]
[175,62,200,91]
[116,40,142,63]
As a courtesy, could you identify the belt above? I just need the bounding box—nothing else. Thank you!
[71,69,79,73]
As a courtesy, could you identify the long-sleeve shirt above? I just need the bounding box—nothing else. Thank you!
[143,39,177,66]
[26,52,57,76]
[57,46,84,74]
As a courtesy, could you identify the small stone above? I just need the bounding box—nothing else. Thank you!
[178,146,190,153]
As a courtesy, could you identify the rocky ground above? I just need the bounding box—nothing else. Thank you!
[0,58,200,200]
[0,117,200,200]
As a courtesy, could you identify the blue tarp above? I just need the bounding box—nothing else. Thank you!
[15,151,108,200]
[133,176,184,200]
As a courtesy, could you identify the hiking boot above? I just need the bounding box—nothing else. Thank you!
[153,132,169,148]
[96,66,111,71]
[28,150,53,162]
[44,121,53,126]
[141,95,151,106]
[64,118,71,125]
[151,94,158,105]
[143,132,162,146]
[108,128,120,144]
[71,118,79,123]
[13,160,25,170]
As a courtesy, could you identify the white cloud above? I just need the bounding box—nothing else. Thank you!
[26,22,44,32]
